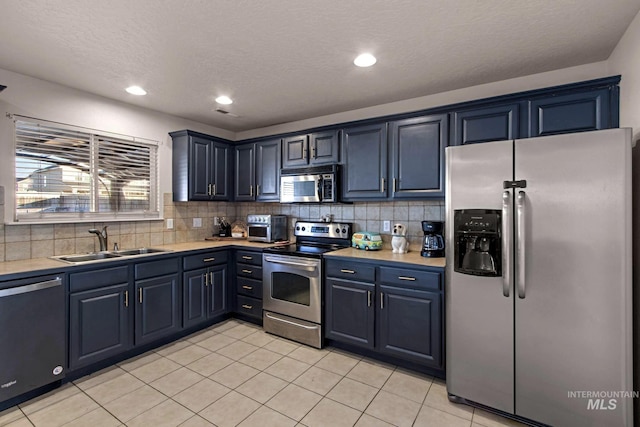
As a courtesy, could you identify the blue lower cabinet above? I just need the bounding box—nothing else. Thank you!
[69,283,131,370]
[377,285,441,368]
[325,278,375,349]
[135,274,181,346]
[325,260,444,371]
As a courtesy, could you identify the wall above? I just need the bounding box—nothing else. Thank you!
[236,62,610,140]
[609,9,640,139]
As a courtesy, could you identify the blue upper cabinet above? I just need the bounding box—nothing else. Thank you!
[451,103,521,146]
[256,138,281,201]
[282,130,339,168]
[170,130,231,202]
[341,123,388,200]
[390,114,448,199]
[526,87,612,137]
[234,143,256,201]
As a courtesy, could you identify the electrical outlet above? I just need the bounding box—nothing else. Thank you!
[193,217,202,228]
[166,218,174,229]
[383,220,391,232]
[214,216,220,225]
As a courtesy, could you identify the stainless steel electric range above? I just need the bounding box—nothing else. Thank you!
[262,221,352,348]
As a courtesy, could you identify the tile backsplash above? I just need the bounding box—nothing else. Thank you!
[0,194,444,262]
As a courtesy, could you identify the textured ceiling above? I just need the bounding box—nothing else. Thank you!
[0,0,638,133]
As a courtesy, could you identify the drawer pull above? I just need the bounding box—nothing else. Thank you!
[242,255,253,260]
[340,269,356,274]
[242,285,253,290]
[398,276,416,281]
[242,269,253,274]
[203,257,216,262]
[139,288,143,304]
[242,304,253,309]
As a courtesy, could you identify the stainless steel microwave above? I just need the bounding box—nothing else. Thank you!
[280,164,339,203]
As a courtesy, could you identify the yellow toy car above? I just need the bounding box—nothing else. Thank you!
[352,232,383,251]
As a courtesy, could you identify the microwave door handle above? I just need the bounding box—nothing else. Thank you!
[317,176,323,202]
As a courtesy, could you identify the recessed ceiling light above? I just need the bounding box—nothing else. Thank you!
[215,95,233,105]
[354,53,377,67]
[125,86,147,95]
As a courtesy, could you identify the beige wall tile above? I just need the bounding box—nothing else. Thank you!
[120,221,136,234]
[5,241,31,261]
[135,222,151,234]
[149,232,163,246]
[163,231,176,245]
[32,239,54,258]
[0,243,5,261]
[135,234,151,248]
[0,224,4,243]
[175,231,188,243]
[77,236,96,253]
[54,224,75,239]
[119,234,135,249]
[149,221,163,233]
[5,225,30,243]
[31,224,54,241]
[54,238,75,255]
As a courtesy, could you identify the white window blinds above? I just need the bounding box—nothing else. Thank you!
[15,118,159,222]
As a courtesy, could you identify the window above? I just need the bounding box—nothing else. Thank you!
[14,117,159,222]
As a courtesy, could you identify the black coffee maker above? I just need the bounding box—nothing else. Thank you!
[421,221,445,257]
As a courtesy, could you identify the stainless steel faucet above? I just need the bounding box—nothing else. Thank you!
[88,226,108,251]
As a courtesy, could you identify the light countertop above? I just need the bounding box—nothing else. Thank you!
[324,247,445,268]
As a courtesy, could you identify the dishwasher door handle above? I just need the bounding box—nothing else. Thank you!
[0,277,62,298]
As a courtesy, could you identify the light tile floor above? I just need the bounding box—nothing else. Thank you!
[0,320,526,427]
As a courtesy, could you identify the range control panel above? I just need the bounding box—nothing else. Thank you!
[294,221,350,239]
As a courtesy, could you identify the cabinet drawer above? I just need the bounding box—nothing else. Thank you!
[236,250,262,266]
[236,295,262,319]
[236,277,262,298]
[379,267,441,290]
[326,260,375,282]
[183,251,228,270]
[70,265,129,292]
[135,257,179,280]
[237,263,262,280]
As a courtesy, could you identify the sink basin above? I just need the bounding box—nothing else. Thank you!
[112,248,170,256]
[51,248,171,264]
[56,252,123,263]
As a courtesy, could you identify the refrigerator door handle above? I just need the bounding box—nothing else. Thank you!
[502,190,512,297]
[516,190,526,299]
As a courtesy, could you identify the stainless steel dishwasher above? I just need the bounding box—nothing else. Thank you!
[0,275,65,401]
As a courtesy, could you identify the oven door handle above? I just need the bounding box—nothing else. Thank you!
[265,312,320,330]
[264,256,319,270]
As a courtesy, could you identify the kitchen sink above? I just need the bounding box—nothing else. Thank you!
[112,248,169,256]
[55,252,123,263]
[51,248,171,264]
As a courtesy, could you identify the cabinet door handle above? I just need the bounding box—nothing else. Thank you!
[209,272,214,285]
[203,257,216,262]
[242,255,253,260]
[380,292,384,309]
[138,288,143,304]
[242,269,253,274]
[212,183,216,196]
[303,148,308,160]
[367,290,371,307]
[393,178,397,193]
[312,147,316,159]
[340,269,355,274]
[242,285,253,290]
[256,184,261,195]
[204,273,208,286]
[124,290,129,307]
[249,185,254,197]
[208,183,213,196]
[380,178,386,192]
[242,304,253,309]
[398,276,416,281]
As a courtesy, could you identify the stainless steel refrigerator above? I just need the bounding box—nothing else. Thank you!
[445,128,633,427]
